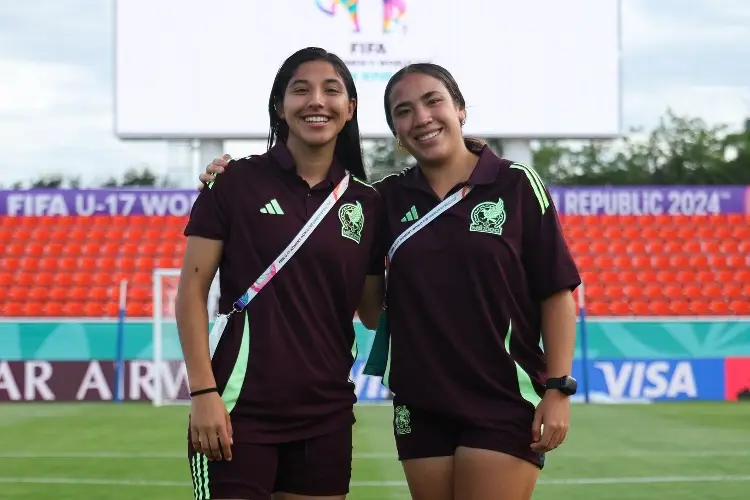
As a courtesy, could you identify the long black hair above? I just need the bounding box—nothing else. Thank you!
[383,63,485,153]
[266,47,367,180]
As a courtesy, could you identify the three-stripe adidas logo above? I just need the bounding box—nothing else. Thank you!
[401,205,419,222]
[260,199,284,215]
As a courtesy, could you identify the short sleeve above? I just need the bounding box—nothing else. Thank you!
[517,166,581,301]
[184,170,231,241]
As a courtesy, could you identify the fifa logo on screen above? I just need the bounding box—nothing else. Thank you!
[315,0,406,33]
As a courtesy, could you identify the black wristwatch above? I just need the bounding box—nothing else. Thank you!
[545,376,577,396]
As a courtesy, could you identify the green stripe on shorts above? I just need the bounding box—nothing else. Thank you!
[191,454,210,499]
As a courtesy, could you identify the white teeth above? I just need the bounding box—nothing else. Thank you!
[304,116,329,123]
[417,130,440,141]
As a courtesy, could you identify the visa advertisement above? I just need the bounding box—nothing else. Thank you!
[570,359,726,403]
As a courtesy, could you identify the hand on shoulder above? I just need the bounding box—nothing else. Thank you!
[198,154,233,191]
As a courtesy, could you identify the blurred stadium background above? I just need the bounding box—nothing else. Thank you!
[1,1,750,499]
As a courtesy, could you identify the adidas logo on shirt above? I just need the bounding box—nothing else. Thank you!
[260,199,284,215]
[401,205,419,222]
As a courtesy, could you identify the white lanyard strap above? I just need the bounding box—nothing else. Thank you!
[386,185,473,266]
[229,173,351,315]
[384,185,473,300]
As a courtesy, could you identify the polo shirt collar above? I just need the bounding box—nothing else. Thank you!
[269,142,346,188]
[403,142,500,192]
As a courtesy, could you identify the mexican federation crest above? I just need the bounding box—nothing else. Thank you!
[338,201,364,244]
[394,405,411,435]
[469,198,506,236]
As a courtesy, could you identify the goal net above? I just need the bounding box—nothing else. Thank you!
[151,268,220,406]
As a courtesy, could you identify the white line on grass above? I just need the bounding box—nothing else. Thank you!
[2,450,750,460]
[1,475,750,488]
[539,475,750,486]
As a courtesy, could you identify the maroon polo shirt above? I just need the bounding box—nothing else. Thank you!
[184,143,382,443]
[375,145,580,427]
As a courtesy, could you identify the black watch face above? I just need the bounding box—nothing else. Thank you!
[566,377,578,394]
[548,376,577,395]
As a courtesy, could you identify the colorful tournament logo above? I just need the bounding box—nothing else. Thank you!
[315,0,406,33]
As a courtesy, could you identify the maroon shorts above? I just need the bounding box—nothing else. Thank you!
[187,425,352,499]
[392,397,545,469]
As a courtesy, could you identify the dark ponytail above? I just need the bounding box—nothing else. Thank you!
[266,47,368,181]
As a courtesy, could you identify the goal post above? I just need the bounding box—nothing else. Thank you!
[151,268,220,406]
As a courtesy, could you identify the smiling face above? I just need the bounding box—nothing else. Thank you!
[276,60,355,148]
[387,72,466,165]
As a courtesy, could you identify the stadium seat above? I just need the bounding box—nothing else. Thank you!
[721,240,739,253]
[88,227,107,241]
[589,302,610,315]
[623,285,643,300]
[83,302,105,317]
[155,256,174,268]
[63,302,85,316]
[50,287,70,301]
[610,302,630,315]
[122,228,144,241]
[52,273,73,288]
[18,272,35,287]
[3,301,24,316]
[43,302,64,316]
[650,301,670,315]
[1,212,747,318]
[93,271,114,286]
[116,257,136,272]
[710,301,731,315]
[135,257,155,270]
[45,242,64,257]
[619,270,638,284]
[9,287,28,301]
[36,272,54,286]
[669,301,691,315]
[631,302,650,315]
[90,286,111,301]
[24,302,44,316]
[20,258,37,272]
[710,254,727,268]
[69,228,87,241]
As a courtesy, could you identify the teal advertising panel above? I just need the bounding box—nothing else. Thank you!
[2,318,750,361]
[1,318,748,403]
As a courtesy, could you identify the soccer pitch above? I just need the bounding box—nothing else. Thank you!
[0,402,748,499]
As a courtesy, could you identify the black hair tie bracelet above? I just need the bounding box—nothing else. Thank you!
[190,387,218,398]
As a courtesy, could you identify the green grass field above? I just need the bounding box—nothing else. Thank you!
[0,402,748,499]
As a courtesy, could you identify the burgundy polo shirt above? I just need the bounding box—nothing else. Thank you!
[374,145,581,427]
[184,143,383,443]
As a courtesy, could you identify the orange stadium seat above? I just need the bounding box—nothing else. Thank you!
[669,301,691,315]
[53,273,74,287]
[1,210,748,318]
[4,302,24,316]
[650,301,670,315]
